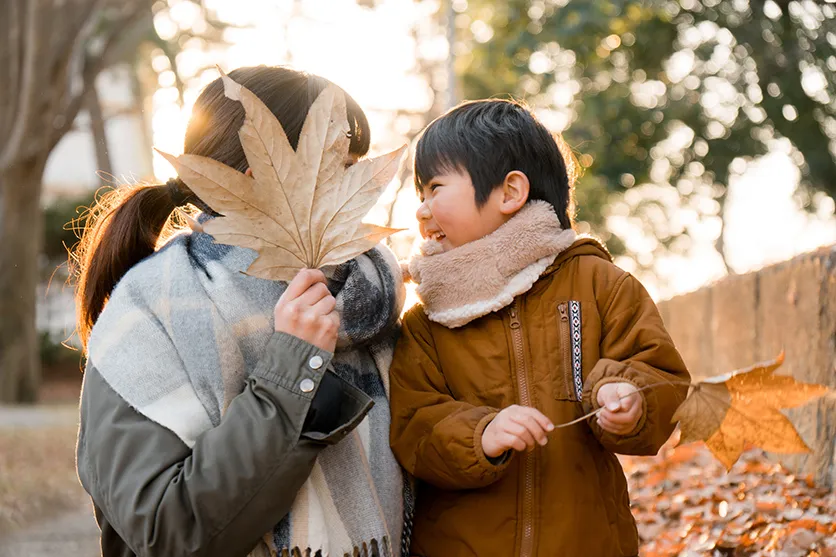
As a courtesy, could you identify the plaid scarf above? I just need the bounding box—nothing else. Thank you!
[88,223,410,557]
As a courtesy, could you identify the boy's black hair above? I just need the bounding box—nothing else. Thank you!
[414,99,575,230]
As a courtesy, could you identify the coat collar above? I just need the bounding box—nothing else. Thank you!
[408,201,578,328]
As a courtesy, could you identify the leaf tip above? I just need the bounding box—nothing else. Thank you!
[221,71,242,102]
[155,148,177,165]
[776,349,785,366]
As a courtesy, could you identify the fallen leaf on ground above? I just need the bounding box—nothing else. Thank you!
[671,352,829,469]
[621,432,836,556]
[158,70,407,281]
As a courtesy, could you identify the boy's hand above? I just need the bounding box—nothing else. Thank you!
[482,405,554,458]
[596,382,643,436]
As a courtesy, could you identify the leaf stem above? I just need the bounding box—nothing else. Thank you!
[553,379,694,429]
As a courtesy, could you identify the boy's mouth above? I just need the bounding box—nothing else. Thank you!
[427,231,446,243]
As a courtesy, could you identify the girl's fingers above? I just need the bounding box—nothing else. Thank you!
[283,269,327,301]
[295,282,331,308]
[308,293,337,316]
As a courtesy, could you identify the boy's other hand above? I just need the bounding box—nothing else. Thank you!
[596,382,643,436]
[482,405,554,458]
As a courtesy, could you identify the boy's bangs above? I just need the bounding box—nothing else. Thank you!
[414,128,465,192]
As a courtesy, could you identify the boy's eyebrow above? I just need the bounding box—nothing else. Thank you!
[416,180,432,195]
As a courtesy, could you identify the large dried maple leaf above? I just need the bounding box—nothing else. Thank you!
[158,72,406,281]
[672,352,829,470]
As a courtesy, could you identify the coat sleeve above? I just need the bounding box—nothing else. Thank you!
[582,272,691,456]
[77,332,373,557]
[389,308,512,491]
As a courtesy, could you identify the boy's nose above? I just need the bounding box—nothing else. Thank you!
[416,201,431,222]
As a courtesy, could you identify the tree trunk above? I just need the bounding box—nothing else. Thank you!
[86,84,114,178]
[0,156,45,403]
[0,1,147,403]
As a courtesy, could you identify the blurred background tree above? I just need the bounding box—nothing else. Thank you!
[457,0,835,273]
[0,0,229,402]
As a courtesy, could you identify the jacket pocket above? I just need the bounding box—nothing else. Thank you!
[554,301,583,402]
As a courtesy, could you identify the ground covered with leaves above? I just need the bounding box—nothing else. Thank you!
[621,431,836,557]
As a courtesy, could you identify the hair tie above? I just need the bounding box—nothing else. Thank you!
[165,178,189,207]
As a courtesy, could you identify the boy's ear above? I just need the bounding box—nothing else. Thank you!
[499,171,530,215]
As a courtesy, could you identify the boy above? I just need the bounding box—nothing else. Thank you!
[389,100,690,557]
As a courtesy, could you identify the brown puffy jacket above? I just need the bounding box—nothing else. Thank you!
[390,238,690,557]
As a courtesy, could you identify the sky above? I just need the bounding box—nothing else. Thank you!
[149,0,835,300]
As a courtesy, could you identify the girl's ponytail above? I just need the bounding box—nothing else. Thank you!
[73,180,190,349]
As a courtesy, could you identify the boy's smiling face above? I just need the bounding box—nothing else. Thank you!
[416,169,529,251]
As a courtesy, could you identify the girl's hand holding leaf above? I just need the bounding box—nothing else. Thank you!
[274,269,339,353]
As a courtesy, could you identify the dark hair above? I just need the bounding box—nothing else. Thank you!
[414,99,576,230]
[72,66,371,349]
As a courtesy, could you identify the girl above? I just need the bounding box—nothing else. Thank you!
[74,66,408,557]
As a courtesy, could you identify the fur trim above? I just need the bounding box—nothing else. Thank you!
[408,201,577,328]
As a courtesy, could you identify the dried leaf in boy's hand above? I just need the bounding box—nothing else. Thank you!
[157,70,407,281]
[672,352,829,470]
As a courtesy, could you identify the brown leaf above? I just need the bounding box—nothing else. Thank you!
[157,71,407,281]
[672,352,829,470]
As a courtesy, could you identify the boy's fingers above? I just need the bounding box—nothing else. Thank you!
[509,414,548,445]
[519,407,554,432]
[502,420,526,437]
[597,387,621,412]
[598,408,639,433]
[501,433,527,453]
[504,421,536,448]
[601,408,636,425]
[597,414,627,434]
[616,384,640,410]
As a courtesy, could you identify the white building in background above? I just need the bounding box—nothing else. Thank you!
[39,64,154,345]
[42,64,154,203]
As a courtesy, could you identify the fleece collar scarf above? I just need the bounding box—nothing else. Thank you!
[408,201,577,328]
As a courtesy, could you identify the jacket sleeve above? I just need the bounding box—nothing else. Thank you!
[389,308,512,491]
[582,273,691,456]
[77,331,373,557]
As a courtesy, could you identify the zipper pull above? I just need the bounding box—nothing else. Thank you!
[509,305,521,329]
[558,304,568,322]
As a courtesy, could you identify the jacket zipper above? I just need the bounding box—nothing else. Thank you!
[509,301,534,557]
[558,303,575,401]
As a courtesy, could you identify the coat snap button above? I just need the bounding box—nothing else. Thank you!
[300,378,315,393]
[308,355,324,370]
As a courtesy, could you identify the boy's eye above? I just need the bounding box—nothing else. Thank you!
[430,184,441,192]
